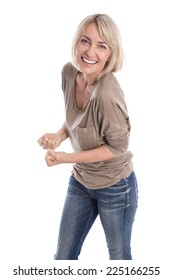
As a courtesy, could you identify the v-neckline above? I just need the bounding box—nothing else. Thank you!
[73,72,96,112]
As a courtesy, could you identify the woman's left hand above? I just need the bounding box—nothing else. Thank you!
[45,149,66,166]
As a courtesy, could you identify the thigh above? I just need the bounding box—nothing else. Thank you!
[54,176,98,260]
[97,172,138,260]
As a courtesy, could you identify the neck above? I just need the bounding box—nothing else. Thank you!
[81,73,97,88]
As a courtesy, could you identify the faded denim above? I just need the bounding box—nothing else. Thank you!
[54,171,138,260]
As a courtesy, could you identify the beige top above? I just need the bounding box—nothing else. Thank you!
[62,62,133,189]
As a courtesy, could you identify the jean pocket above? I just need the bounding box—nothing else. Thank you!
[76,125,99,150]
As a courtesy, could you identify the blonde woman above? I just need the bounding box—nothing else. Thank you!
[38,14,138,260]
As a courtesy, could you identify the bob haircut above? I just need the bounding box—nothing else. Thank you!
[71,13,124,80]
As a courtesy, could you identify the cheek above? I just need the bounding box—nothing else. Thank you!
[105,48,111,60]
[100,49,110,62]
[101,54,110,65]
[105,51,111,61]
[75,47,82,64]
[76,44,85,55]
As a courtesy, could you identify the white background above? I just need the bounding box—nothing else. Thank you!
[0,0,172,278]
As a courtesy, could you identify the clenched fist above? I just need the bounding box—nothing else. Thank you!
[45,150,67,166]
[38,133,62,150]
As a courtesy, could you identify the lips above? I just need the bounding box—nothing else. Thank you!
[82,57,97,64]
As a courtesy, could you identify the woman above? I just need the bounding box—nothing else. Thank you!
[38,13,138,260]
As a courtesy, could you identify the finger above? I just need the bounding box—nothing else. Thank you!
[45,152,55,166]
[47,140,55,148]
[50,141,55,149]
[41,136,53,149]
[45,158,53,166]
[38,137,43,146]
[43,135,48,142]
[42,137,51,149]
[47,149,56,158]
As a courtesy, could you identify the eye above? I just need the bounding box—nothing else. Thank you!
[81,38,90,45]
[98,44,107,50]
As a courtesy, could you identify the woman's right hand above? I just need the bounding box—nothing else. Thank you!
[38,133,62,150]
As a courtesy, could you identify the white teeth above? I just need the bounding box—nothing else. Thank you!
[82,57,96,64]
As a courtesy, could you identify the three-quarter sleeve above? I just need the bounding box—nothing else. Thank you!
[97,85,131,157]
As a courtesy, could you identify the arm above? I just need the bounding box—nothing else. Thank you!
[56,123,69,141]
[45,144,114,167]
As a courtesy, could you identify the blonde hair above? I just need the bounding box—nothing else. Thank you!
[71,13,124,80]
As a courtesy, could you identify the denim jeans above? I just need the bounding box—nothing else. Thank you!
[54,171,138,260]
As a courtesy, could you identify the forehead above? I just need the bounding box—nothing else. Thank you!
[82,22,104,41]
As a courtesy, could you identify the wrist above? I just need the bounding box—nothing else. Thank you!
[56,129,68,142]
[55,131,64,143]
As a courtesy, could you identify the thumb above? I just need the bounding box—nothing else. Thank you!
[47,149,56,157]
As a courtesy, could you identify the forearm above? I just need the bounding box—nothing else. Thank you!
[56,123,69,142]
[62,144,114,164]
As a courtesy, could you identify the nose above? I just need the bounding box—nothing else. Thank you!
[86,44,96,57]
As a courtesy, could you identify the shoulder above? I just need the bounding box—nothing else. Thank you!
[61,62,78,92]
[61,62,78,78]
[94,72,124,105]
[93,73,129,121]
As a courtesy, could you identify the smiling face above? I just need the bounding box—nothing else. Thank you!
[75,22,111,82]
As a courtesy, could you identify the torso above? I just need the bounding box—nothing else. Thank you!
[62,62,133,189]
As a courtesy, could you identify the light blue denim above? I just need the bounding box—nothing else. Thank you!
[54,171,138,260]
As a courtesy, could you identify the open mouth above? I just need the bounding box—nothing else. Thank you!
[82,57,97,65]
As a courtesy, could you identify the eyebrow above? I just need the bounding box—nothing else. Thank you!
[82,35,107,45]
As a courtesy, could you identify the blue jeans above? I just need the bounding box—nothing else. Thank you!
[54,171,138,260]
